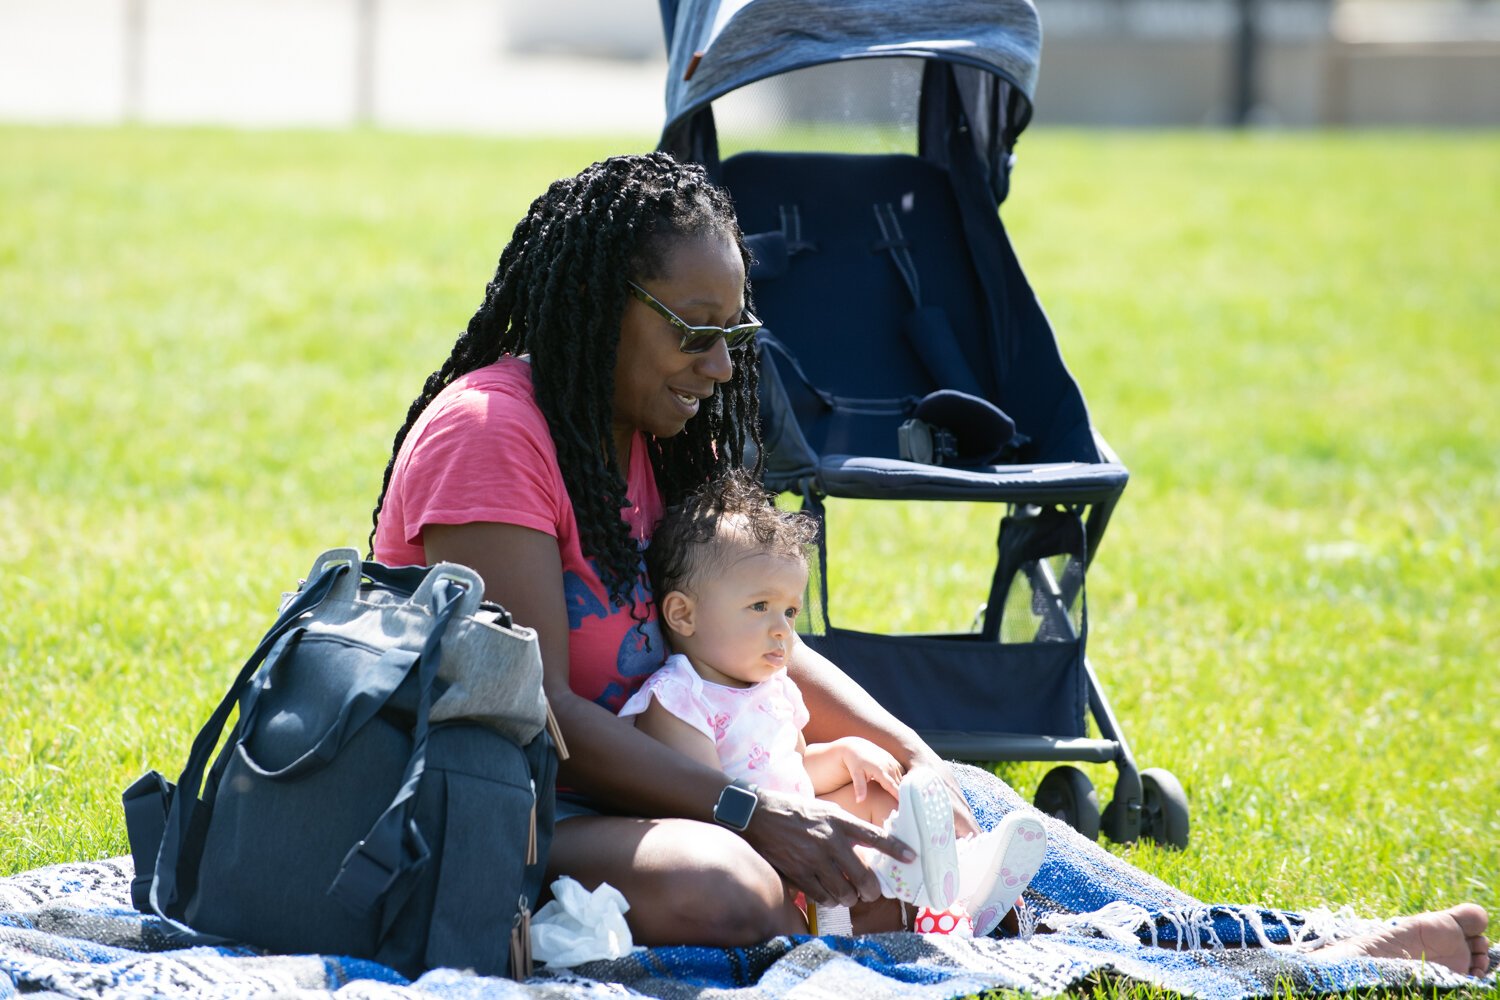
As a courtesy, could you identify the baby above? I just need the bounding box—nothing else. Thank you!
[619,468,1046,936]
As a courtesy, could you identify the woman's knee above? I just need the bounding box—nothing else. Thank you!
[549,817,803,946]
[655,845,802,944]
[631,823,803,945]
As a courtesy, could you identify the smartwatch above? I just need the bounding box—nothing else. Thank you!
[712,779,759,832]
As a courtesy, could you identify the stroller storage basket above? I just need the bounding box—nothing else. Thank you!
[802,502,1094,753]
[806,630,1087,742]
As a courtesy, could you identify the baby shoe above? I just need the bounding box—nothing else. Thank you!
[870,766,961,910]
[956,812,1047,937]
[913,903,973,937]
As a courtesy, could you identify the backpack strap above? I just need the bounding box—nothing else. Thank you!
[149,560,350,923]
[233,636,420,780]
[326,576,464,922]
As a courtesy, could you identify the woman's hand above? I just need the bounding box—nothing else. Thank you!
[740,787,915,907]
[914,748,981,839]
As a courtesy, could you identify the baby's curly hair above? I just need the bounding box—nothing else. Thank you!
[646,468,817,600]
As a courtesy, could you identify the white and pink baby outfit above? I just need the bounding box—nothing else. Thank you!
[617,653,814,797]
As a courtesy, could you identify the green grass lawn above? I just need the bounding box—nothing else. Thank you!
[1,125,1496,994]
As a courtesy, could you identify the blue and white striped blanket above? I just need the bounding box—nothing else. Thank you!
[2,765,1491,999]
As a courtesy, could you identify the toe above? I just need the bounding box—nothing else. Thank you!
[1468,936,1490,978]
[1450,903,1487,936]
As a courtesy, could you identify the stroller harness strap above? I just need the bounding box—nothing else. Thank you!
[757,332,919,414]
[745,205,816,282]
[872,202,921,307]
[869,202,989,399]
[780,204,817,255]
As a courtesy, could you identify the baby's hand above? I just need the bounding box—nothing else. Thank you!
[831,737,904,803]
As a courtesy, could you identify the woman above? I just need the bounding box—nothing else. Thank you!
[369,153,1488,974]
[370,152,939,944]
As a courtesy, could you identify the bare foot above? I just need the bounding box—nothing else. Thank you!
[1318,903,1490,977]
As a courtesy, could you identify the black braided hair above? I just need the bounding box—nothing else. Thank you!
[369,152,762,613]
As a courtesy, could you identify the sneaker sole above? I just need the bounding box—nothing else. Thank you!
[967,813,1048,937]
[903,769,961,911]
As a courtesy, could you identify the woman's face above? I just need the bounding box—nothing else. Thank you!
[612,231,745,454]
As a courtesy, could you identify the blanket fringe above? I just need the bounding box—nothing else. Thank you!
[1036,901,1393,954]
[1014,897,1040,940]
[1278,905,1395,951]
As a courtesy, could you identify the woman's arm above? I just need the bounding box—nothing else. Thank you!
[422,521,916,906]
[424,521,727,816]
[789,641,980,837]
[631,698,722,772]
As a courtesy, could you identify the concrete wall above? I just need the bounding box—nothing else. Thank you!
[1322,41,1500,126]
[1036,37,1500,127]
[1033,0,1500,127]
[0,0,670,135]
[0,0,1494,132]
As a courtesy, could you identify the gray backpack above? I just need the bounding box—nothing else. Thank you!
[124,548,564,979]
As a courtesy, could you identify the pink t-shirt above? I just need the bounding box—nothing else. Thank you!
[372,356,665,711]
[617,653,815,797]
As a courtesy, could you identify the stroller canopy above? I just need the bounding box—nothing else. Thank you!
[657,0,1042,199]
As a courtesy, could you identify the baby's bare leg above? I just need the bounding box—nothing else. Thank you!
[815,783,909,933]
[818,780,898,826]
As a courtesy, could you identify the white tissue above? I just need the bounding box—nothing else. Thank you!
[529,876,638,967]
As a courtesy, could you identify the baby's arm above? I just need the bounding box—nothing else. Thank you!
[801,734,904,801]
[632,696,723,771]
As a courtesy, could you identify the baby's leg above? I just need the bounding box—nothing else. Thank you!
[818,780,899,826]
[829,769,962,912]
[813,783,915,935]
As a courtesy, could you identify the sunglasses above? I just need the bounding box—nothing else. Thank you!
[626,281,762,354]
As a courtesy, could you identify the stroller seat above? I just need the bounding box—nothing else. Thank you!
[729,150,1126,504]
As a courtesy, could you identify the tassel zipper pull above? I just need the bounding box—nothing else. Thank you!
[509,896,533,980]
[544,697,569,760]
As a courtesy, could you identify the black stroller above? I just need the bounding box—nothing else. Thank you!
[654,0,1188,847]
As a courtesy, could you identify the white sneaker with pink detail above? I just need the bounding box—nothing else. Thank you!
[868,766,961,911]
[955,812,1048,937]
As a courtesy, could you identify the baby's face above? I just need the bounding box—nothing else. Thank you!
[671,549,807,688]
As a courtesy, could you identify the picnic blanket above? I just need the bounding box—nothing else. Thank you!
[2,764,1492,1000]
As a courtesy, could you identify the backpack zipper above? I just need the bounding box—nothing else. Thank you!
[509,895,533,980]
[526,779,538,866]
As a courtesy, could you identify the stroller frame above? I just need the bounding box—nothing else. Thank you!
[654,0,1187,846]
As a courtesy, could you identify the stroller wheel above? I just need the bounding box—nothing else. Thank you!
[1138,768,1190,850]
[1033,766,1100,841]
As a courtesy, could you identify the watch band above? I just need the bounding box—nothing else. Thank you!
[712,779,759,832]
